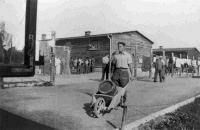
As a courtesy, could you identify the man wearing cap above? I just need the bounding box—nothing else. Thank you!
[111,42,134,105]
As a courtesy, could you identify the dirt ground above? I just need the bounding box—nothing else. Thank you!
[1,72,200,130]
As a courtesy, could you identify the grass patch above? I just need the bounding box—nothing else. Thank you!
[138,97,200,130]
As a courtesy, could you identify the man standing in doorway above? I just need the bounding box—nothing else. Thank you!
[101,53,109,81]
[112,42,134,106]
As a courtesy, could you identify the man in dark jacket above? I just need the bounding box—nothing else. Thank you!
[154,58,163,82]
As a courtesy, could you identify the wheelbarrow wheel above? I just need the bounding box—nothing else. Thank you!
[94,97,106,118]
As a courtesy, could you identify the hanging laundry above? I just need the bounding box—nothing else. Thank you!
[192,60,197,67]
[156,55,159,60]
[153,57,156,62]
[163,56,167,65]
[186,59,191,66]
[175,58,181,68]
[198,61,200,65]
[179,59,185,66]
[55,57,61,75]
[182,58,187,64]
[139,58,143,64]
[173,57,177,62]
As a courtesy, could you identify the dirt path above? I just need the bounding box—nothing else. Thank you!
[1,74,200,130]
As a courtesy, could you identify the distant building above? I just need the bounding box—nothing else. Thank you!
[153,46,200,60]
[56,30,154,70]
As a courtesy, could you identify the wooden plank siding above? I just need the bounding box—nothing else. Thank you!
[56,31,153,69]
[56,36,110,67]
[188,48,200,60]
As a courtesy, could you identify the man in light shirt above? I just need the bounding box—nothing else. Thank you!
[101,53,110,81]
[111,42,134,105]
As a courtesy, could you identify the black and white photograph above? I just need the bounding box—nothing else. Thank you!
[0,0,200,130]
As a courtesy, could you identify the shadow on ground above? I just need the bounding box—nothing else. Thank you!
[137,79,153,82]
[4,81,38,85]
[0,108,56,130]
[136,77,153,82]
[83,103,96,118]
[106,120,118,129]
[89,79,102,82]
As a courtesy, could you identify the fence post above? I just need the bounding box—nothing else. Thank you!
[186,55,188,77]
[192,57,195,76]
[134,44,138,78]
[0,77,4,89]
[149,49,152,79]
[171,53,174,77]
[50,31,56,86]
[50,50,55,85]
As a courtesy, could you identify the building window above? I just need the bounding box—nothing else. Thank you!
[89,40,98,50]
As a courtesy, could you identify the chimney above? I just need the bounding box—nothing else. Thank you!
[41,34,46,40]
[159,46,163,49]
[85,31,91,36]
[51,31,56,39]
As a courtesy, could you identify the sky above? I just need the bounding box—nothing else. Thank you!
[0,0,26,50]
[36,0,200,51]
[1,0,200,58]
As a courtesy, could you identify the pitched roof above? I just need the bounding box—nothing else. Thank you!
[153,47,196,52]
[56,30,154,44]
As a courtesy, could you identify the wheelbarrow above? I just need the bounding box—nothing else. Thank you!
[90,80,128,118]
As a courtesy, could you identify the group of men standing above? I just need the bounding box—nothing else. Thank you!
[71,57,95,74]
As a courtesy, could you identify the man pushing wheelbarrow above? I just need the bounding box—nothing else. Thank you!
[91,42,134,129]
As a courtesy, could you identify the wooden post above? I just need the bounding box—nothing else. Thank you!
[179,54,182,77]
[50,31,56,86]
[149,49,152,79]
[198,57,199,76]
[66,47,71,75]
[50,49,55,85]
[162,51,165,79]
[134,44,138,78]
[192,56,195,76]
[198,63,199,76]
[121,105,127,130]
[41,34,46,75]
[171,53,174,77]
[0,77,4,89]
[186,56,188,77]
[162,51,165,57]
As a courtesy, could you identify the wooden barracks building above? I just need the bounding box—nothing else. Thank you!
[55,30,154,70]
[153,46,200,60]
